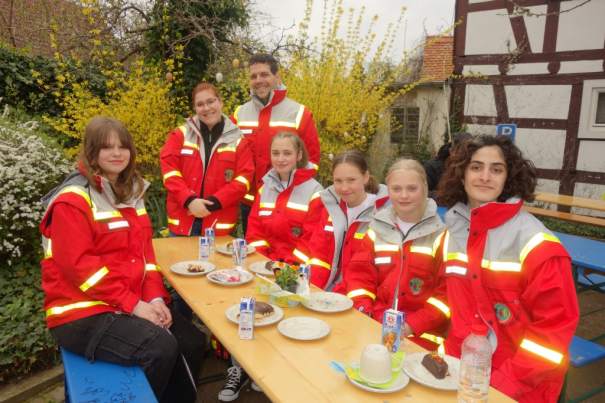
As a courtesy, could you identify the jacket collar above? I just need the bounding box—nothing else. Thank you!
[371,198,445,245]
[186,114,241,144]
[321,184,389,223]
[262,162,317,192]
[447,197,523,234]
[250,83,287,108]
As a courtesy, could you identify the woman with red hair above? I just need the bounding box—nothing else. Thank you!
[160,82,254,238]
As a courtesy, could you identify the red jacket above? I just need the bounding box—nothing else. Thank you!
[346,200,446,349]
[230,84,320,206]
[307,185,389,294]
[160,116,254,236]
[407,198,579,403]
[246,163,323,265]
[40,167,170,328]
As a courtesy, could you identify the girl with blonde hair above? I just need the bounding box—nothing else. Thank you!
[346,158,447,350]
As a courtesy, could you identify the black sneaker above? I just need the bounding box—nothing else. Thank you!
[218,366,250,401]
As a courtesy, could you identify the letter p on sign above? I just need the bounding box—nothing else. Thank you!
[497,124,517,143]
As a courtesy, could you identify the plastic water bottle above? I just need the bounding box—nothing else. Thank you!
[457,324,493,403]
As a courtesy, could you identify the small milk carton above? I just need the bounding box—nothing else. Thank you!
[381,309,406,353]
[199,237,210,262]
[298,264,312,282]
[232,238,247,265]
[205,228,215,253]
[239,297,255,340]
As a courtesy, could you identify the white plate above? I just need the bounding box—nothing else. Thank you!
[216,244,256,255]
[347,360,410,393]
[224,304,284,326]
[277,317,330,341]
[206,269,254,286]
[169,261,216,276]
[302,292,354,313]
[248,261,275,276]
[402,352,460,390]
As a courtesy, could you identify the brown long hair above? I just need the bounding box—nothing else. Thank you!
[79,117,144,203]
[435,134,538,208]
[332,150,379,194]
[270,131,309,169]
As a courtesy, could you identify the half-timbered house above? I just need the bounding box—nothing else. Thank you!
[452,0,605,216]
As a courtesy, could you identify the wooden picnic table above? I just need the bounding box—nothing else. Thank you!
[534,192,605,213]
[153,236,515,403]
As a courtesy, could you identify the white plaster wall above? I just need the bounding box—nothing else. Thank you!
[557,0,605,51]
[522,5,548,52]
[572,183,605,218]
[505,85,572,119]
[467,123,497,135]
[465,10,517,55]
[462,65,501,76]
[576,141,605,173]
[507,63,549,75]
[465,85,497,117]
[417,87,450,151]
[515,128,566,170]
[525,179,560,211]
[559,60,605,75]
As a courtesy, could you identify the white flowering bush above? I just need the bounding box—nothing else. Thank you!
[0,119,72,265]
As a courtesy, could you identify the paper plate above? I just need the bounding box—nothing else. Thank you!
[248,261,275,276]
[206,269,254,286]
[216,244,256,255]
[277,317,330,341]
[402,352,460,390]
[224,304,284,326]
[169,261,216,276]
[302,292,354,313]
[346,360,410,393]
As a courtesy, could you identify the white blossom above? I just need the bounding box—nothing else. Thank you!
[0,120,73,264]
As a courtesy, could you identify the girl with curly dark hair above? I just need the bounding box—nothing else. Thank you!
[405,134,579,403]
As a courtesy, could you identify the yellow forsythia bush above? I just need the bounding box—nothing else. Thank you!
[44,61,182,177]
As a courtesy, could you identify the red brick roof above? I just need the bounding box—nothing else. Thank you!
[420,35,454,82]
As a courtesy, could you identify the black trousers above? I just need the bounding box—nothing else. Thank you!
[50,305,205,403]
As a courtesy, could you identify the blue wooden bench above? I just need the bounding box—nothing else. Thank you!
[560,336,605,403]
[61,347,157,403]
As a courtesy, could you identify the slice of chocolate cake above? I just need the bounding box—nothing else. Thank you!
[236,302,275,322]
[421,352,449,380]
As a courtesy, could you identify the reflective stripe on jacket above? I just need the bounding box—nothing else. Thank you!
[346,199,446,325]
[160,115,254,236]
[307,184,389,293]
[230,84,320,205]
[246,163,323,264]
[408,198,579,403]
[39,167,170,329]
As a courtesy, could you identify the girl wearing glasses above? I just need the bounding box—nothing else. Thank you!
[160,83,254,238]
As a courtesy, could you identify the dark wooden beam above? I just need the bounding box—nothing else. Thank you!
[456,49,605,65]
[453,71,605,85]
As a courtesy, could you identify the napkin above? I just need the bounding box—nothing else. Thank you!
[330,351,405,390]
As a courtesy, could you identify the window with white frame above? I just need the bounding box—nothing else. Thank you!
[579,79,605,139]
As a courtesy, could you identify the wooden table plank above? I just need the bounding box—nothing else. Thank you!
[534,192,605,212]
[522,206,605,228]
[153,236,515,403]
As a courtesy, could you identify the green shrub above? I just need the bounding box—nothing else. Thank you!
[0,262,59,383]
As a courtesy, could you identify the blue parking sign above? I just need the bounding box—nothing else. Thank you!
[497,124,517,143]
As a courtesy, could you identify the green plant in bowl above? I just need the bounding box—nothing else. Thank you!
[275,266,298,292]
